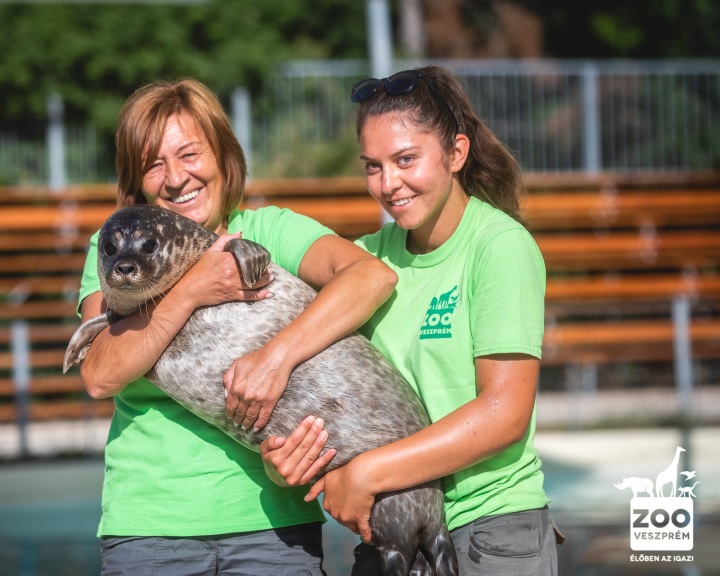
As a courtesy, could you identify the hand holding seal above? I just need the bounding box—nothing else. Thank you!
[223,343,292,431]
[261,415,337,486]
[180,233,274,307]
[306,454,376,544]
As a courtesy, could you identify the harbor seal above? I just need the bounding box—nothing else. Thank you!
[64,205,458,576]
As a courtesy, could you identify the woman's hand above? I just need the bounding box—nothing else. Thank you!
[260,415,337,486]
[223,341,291,432]
[178,232,273,308]
[305,454,376,544]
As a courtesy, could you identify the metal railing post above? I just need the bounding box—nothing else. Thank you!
[11,320,30,458]
[232,87,252,181]
[46,92,66,191]
[367,0,395,224]
[672,295,694,418]
[581,62,601,173]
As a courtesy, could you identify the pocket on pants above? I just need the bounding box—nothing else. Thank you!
[469,509,546,559]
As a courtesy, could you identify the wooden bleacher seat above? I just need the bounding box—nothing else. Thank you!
[1,172,718,426]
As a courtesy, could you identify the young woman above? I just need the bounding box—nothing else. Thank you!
[261,65,562,575]
[77,78,397,575]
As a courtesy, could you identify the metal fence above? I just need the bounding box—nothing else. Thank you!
[2,58,720,184]
[256,58,720,176]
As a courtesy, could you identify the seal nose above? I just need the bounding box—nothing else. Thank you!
[115,263,137,276]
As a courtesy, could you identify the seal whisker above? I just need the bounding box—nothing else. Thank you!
[139,301,151,321]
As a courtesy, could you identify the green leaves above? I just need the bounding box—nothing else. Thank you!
[0,0,366,132]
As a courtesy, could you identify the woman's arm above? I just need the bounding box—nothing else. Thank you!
[80,233,272,399]
[223,235,398,431]
[302,353,539,543]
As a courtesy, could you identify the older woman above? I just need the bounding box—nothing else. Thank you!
[77,78,396,575]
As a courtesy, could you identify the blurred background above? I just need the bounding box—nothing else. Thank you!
[0,1,719,574]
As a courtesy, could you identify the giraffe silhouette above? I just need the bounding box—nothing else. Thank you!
[655,446,686,497]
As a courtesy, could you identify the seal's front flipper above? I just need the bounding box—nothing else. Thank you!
[225,238,271,288]
[63,312,113,373]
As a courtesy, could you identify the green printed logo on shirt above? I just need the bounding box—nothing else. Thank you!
[420,286,459,339]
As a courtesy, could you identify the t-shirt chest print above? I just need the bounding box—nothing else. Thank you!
[420,285,459,340]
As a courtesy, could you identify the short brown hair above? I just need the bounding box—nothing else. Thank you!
[115,78,247,217]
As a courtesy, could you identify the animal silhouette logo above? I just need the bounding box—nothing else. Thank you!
[614,477,654,498]
[614,445,698,500]
[420,286,459,340]
[615,445,697,552]
[678,482,700,498]
[655,446,685,497]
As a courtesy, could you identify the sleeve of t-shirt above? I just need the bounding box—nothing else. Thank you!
[230,206,335,277]
[468,227,546,359]
[77,230,101,317]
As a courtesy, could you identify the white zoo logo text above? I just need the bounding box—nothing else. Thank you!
[614,446,698,552]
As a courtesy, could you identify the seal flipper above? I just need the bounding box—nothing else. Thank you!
[63,312,114,373]
[224,238,271,288]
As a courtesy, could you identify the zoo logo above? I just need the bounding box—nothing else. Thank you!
[614,445,698,552]
[420,286,459,340]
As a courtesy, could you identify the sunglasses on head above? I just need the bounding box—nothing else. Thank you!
[350,69,463,134]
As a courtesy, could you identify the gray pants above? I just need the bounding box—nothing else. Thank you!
[100,522,326,576]
[451,507,560,575]
[352,507,561,575]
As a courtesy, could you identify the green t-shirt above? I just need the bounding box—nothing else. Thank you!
[355,197,549,530]
[79,205,332,537]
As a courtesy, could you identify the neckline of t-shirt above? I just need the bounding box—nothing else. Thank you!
[399,198,480,268]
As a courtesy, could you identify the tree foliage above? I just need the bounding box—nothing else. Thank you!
[2,0,719,182]
[0,0,367,133]
[3,0,720,133]
[518,0,720,58]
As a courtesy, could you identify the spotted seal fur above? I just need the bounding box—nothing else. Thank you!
[64,205,458,576]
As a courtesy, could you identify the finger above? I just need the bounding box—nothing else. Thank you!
[282,415,318,451]
[285,415,323,455]
[211,232,243,252]
[304,477,325,502]
[278,417,326,470]
[339,520,360,536]
[241,407,259,431]
[223,374,239,420]
[340,522,360,535]
[294,422,328,469]
[359,520,373,544]
[252,403,276,432]
[223,387,240,421]
[260,435,287,456]
[299,447,337,485]
[230,395,249,426]
[289,427,328,476]
[237,289,273,301]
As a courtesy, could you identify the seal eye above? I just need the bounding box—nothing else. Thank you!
[142,239,158,254]
[103,242,117,256]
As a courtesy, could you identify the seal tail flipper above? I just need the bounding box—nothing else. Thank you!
[422,524,459,576]
[63,312,113,373]
[224,238,271,288]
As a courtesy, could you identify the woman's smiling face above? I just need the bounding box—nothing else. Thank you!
[360,112,469,252]
[141,113,226,234]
